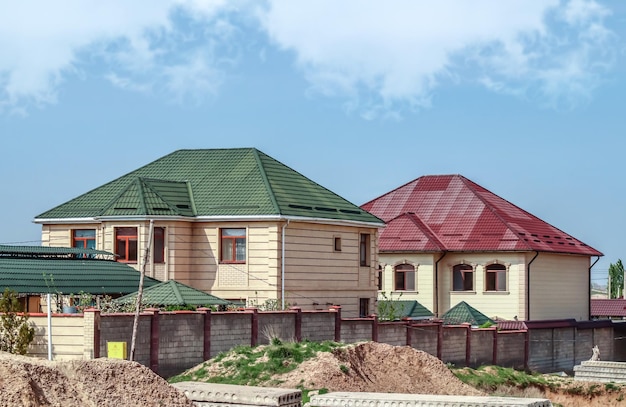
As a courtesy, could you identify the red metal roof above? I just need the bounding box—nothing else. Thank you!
[361,174,602,256]
[591,299,626,317]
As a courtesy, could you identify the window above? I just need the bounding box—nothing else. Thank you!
[221,228,246,263]
[394,264,415,291]
[453,264,474,291]
[377,265,383,291]
[334,236,342,252]
[72,229,95,257]
[153,227,165,264]
[486,263,507,291]
[359,298,370,318]
[359,233,370,267]
[115,227,138,263]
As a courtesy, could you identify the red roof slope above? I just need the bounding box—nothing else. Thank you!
[591,299,626,317]
[361,175,602,256]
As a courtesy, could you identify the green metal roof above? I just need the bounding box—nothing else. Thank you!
[379,300,434,320]
[114,280,230,306]
[0,246,158,295]
[35,148,383,225]
[440,301,494,326]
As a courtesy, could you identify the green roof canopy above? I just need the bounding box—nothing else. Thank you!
[36,148,383,225]
[114,280,230,306]
[378,299,434,320]
[440,301,494,326]
[0,246,157,295]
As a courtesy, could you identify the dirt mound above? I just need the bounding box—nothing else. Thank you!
[272,342,484,396]
[0,352,194,407]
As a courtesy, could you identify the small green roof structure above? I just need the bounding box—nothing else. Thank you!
[441,301,494,326]
[378,300,434,320]
[114,280,231,307]
[0,245,158,295]
[35,148,383,226]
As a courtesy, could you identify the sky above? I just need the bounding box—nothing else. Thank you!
[0,1,624,287]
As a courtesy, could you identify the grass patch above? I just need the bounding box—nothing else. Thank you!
[452,366,551,393]
[168,339,343,386]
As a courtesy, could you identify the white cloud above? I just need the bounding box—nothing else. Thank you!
[0,0,234,113]
[259,0,617,117]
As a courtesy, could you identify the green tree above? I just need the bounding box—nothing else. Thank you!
[609,259,624,299]
[0,288,35,355]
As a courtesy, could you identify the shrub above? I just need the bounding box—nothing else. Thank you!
[0,288,35,355]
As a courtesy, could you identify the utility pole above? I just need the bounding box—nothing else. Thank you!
[130,219,154,361]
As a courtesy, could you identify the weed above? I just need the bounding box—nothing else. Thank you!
[339,364,349,374]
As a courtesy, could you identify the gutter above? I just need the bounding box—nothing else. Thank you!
[526,251,539,320]
[434,252,447,317]
[588,256,601,320]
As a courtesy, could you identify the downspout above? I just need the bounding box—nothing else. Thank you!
[588,256,600,320]
[281,219,290,309]
[526,251,539,321]
[434,251,447,317]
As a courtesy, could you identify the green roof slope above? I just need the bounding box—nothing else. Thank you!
[378,300,434,320]
[441,301,494,326]
[114,280,230,306]
[0,258,158,295]
[36,148,382,224]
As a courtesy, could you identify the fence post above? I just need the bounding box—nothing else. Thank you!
[291,307,302,342]
[372,314,379,342]
[83,308,101,359]
[406,320,412,347]
[145,308,160,373]
[198,307,212,360]
[465,323,471,367]
[524,329,530,372]
[331,306,342,342]
[492,327,498,365]
[437,321,443,360]
[250,308,259,347]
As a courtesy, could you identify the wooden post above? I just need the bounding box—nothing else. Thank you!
[130,219,154,361]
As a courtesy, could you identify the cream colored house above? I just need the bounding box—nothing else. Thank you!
[35,148,384,317]
[361,175,602,321]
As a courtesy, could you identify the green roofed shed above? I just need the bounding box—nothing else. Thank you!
[0,245,158,295]
[441,301,494,326]
[378,300,434,320]
[114,280,231,307]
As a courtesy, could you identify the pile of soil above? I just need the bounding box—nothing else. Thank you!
[272,342,483,396]
[0,352,194,407]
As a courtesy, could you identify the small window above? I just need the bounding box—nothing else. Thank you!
[453,264,474,291]
[115,227,138,263]
[359,298,370,318]
[486,264,507,291]
[72,229,95,258]
[334,237,342,252]
[153,227,165,264]
[377,265,383,291]
[394,264,415,291]
[359,233,371,267]
[221,228,246,263]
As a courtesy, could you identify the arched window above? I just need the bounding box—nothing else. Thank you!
[453,264,473,291]
[486,263,507,291]
[394,264,415,291]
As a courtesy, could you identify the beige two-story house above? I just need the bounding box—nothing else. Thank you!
[35,148,384,317]
[362,174,602,321]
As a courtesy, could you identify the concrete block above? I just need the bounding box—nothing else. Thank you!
[310,392,552,407]
[172,382,301,406]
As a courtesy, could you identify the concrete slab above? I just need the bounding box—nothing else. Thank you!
[310,391,552,407]
[172,382,301,406]
[574,360,626,383]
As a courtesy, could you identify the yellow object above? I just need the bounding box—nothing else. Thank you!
[107,341,127,359]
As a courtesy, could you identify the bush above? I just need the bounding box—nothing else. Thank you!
[0,288,35,355]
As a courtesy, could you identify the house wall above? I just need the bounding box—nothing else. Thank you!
[378,253,436,313]
[529,253,590,321]
[41,220,379,318]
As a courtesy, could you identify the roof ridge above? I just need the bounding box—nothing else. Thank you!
[457,175,534,252]
[169,280,185,303]
[140,178,186,216]
[97,180,138,216]
[252,149,281,214]
[403,212,447,251]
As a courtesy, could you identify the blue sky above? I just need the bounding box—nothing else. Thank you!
[0,1,624,286]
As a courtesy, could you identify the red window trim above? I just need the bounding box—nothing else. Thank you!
[115,227,138,263]
[220,228,246,264]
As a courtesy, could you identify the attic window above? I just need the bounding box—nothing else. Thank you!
[114,207,137,211]
[340,209,361,215]
[315,207,338,212]
[176,204,190,209]
[289,204,313,210]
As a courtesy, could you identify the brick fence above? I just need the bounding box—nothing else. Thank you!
[26,307,614,378]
